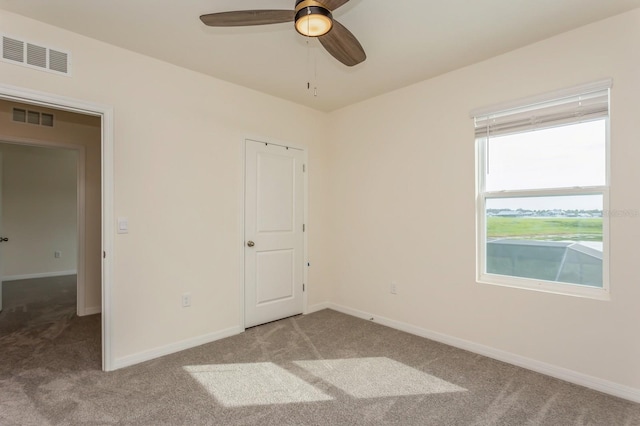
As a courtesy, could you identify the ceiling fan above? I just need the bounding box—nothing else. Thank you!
[200,0,366,67]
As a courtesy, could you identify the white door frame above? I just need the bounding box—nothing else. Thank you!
[0,83,114,371]
[0,136,87,315]
[240,137,309,329]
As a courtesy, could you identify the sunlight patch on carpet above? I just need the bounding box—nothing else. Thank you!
[294,357,466,398]
[183,363,332,407]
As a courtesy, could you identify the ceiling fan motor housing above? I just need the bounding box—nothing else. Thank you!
[294,0,333,37]
[295,0,331,10]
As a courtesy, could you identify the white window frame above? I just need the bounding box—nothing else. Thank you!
[473,80,611,300]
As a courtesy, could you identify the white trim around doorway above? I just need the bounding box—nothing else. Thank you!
[0,83,114,371]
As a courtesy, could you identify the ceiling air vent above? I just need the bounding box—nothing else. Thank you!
[41,112,54,127]
[49,49,68,74]
[1,34,71,76]
[2,36,23,62]
[27,110,41,125]
[12,107,55,127]
[26,43,47,68]
[12,107,26,123]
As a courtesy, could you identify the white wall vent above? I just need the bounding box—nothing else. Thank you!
[49,49,69,73]
[12,107,55,127]
[1,34,71,76]
[12,107,27,123]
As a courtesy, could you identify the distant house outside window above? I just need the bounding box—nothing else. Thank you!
[473,80,610,299]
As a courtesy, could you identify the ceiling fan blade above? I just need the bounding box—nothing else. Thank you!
[200,10,295,27]
[321,0,351,10]
[319,20,366,66]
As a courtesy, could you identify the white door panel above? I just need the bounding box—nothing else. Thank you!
[257,154,295,232]
[245,140,304,328]
[256,249,294,304]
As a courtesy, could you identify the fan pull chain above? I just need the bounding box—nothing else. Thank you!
[306,36,311,91]
[303,24,319,98]
[314,44,318,97]
[310,18,316,97]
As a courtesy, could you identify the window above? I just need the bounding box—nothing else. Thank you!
[473,80,610,299]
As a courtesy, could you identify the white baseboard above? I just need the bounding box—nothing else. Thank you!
[2,270,77,281]
[112,326,244,370]
[306,302,330,314]
[80,306,101,316]
[325,302,640,404]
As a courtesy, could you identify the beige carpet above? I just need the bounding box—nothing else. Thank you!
[1,276,639,425]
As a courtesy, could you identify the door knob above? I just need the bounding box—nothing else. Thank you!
[0,237,8,243]
[247,241,255,247]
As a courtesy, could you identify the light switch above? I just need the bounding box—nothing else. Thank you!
[117,217,129,234]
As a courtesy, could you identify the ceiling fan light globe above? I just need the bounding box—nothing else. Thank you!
[295,6,333,37]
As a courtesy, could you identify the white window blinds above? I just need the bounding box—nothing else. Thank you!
[472,79,611,138]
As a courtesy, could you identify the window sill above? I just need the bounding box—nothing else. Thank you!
[477,275,610,301]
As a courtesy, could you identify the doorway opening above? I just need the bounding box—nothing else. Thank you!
[0,100,100,367]
[0,84,114,371]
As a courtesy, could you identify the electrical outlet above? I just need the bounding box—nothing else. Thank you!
[54,250,62,258]
[390,281,398,295]
[182,292,191,308]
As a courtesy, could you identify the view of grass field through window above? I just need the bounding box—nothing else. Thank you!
[487,216,602,242]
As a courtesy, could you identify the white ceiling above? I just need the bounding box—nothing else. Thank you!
[1,0,639,111]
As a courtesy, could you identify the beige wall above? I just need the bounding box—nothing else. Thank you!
[0,100,102,313]
[0,9,329,363]
[325,10,640,391]
[0,142,77,277]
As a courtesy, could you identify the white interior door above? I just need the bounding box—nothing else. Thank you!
[245,140,304,328]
